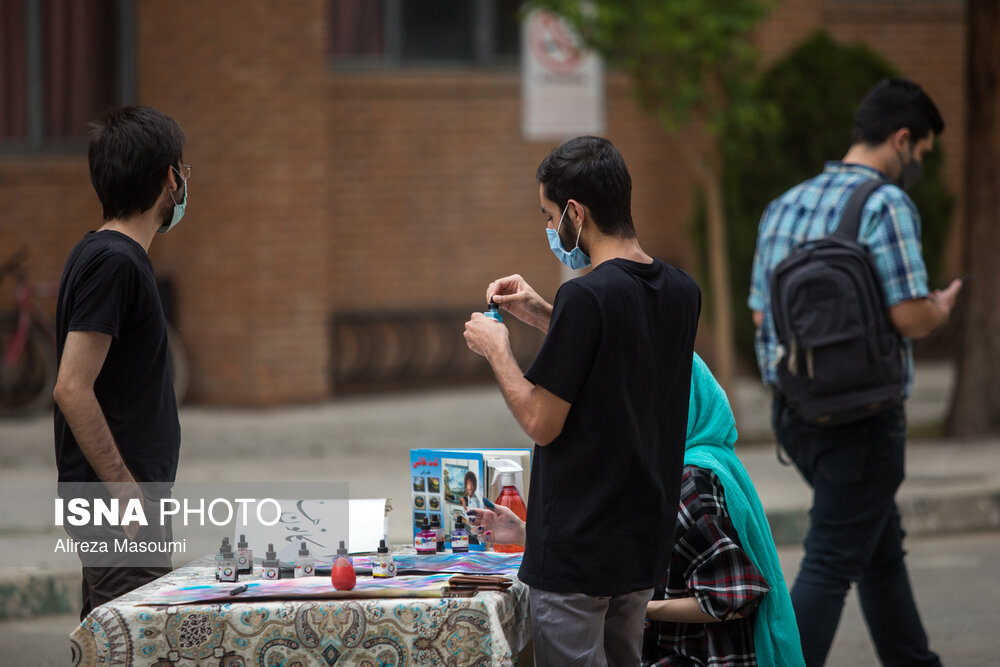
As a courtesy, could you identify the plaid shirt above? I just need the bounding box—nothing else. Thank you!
[748,162,930,397]
[643,466,770,667]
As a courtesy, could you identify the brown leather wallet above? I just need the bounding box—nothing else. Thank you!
[447,575,514,591]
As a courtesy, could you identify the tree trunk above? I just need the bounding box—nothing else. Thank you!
[673,136,736,401]
[946,0,1000,436]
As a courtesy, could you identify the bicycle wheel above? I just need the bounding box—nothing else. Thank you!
[0,317,57,417]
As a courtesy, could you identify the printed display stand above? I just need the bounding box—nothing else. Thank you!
[409,448,531,551]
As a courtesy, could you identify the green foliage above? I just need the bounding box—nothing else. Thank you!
[527,0,774,133]
[706,30,954,365]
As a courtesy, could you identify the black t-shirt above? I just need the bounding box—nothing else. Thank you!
[520,258,701,596]
[53,231,180,484]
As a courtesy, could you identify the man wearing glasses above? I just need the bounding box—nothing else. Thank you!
[53,106,189,619]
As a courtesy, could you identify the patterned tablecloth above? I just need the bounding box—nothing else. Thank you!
[69,560,531,666]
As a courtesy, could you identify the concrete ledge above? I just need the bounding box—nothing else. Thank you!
[767,491,1000,547]
[0,568,80,621]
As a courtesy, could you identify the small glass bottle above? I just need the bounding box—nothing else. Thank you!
[236,533,253,575]
[294,541,315,578]
[372,539,396,578]
[214,536,230,580]
[261,543,281,580]
[217,539,239,582]
[451,515,469,553]
[484,300,503,323]
[331,540,356,590]
[432,515,445,553]
[414,518,437,555]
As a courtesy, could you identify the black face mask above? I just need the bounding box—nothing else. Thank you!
[896,145,923,191]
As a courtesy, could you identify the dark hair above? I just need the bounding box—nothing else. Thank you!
[536,136,635,238]
[464,471,477,493]
[88,106,186,221]
[850,78,944,146]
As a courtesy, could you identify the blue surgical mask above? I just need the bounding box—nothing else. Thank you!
[158,169,187,234]
[546,203,590,270]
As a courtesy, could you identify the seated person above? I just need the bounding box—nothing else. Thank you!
[468,354,805,667]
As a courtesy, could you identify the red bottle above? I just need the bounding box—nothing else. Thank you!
[330,540,356,591]
[494,473,526,553]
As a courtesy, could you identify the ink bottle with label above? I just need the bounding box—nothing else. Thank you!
[415,518,437,555]
[451,515,470,553]
[294,542,315,578]
[218,539,239,582]
[236,533,253,575]
[431,515,445,552]
[373,539,396,578]
[261,543,281,581]
[484,300,503,323]
[215,537,231,580]
[331,540,356,591]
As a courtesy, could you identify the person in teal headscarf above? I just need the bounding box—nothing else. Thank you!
[467,354,804,665]
[642,353,804,666]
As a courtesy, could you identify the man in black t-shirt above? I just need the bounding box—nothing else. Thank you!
[53,106,188,620]
[464,136,701,666]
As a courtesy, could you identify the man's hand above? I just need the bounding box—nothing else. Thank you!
[890,278,963,339]
[928,278,963,314]
[486,274,553,333]
[105,480,145,540]
[464,312,510,360]
[466,504,526,546]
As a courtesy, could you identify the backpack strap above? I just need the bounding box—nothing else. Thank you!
[833,179,887,241]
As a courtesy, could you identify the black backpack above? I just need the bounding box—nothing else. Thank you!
[769,179,904,425]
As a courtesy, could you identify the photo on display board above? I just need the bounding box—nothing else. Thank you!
[442,460,482,512]
[442,461,467,504]
[412,477,425,492]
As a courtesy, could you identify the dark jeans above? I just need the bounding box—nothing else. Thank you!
[66,513,174,621]
[772,397,941,667]
[79,564,171,621]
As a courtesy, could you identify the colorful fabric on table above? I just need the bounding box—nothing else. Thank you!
[143,572,455,605]
[71,562,530,667]
[370,551,523,576]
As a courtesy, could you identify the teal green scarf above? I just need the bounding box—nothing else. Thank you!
[684,354,805,666]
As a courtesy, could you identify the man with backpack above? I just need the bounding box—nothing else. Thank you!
[748,78,961,666]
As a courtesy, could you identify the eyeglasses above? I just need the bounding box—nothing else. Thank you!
[176,163,192,181]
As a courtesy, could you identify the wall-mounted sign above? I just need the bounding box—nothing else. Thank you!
[521,9,605,141]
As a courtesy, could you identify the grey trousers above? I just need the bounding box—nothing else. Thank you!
[529,587,654,667]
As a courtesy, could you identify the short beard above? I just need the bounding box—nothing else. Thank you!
[158,197,174,229]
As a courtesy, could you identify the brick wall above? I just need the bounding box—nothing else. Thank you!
[0,0,967,405]
[138,0,331,404]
